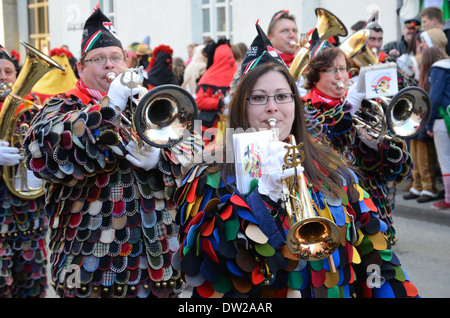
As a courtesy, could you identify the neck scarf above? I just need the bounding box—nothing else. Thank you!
[273,47,295,67]
[306,87,344,110]
[76,79,106,103]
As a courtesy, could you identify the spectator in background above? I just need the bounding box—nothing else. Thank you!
[420,6,450,55]
[402,29,448,204]
[382,18,422,59]
[172,56,186,86]
[181,44,206,95]
[422,46,450,210]
[185,43,196,66]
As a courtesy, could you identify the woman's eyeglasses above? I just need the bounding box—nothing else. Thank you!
[247,93,294,105]
[320,67,349,74]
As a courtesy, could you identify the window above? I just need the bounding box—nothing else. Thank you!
[28,0,49,53]
[97,0,115,25]
[201,0,233,42]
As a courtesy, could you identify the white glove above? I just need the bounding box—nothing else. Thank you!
[107,71,147,113]
[125,141,161,171]
[357,127,379,151]
[258,141,299,202]
[346,83,366,115]
[0,141,21,166]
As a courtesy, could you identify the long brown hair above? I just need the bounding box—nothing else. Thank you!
[419,46,446,92]
[225,62,356,198]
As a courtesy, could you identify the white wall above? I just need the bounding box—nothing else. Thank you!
[49,0,98,58]
[46,0,401,61]
[114,0,193,62]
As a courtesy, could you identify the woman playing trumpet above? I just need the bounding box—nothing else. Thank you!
[175,24,418,298]
[302,38,413,244]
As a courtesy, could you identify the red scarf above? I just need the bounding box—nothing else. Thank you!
[303,87,344,110]
[273,48,295,67]
[75,79,106,103]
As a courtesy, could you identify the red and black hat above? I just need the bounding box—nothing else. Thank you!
[240,23,286,78]
[81,6,122,55]
[0,44,14,63]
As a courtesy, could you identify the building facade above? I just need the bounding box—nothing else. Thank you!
[2,0,401,63]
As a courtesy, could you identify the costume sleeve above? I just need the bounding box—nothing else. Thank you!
[174,166,418,298]
[195,86,222,111]
[22,94,204,298]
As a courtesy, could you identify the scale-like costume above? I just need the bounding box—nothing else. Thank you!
[23,94,202,298]
[303,88,413,242]
[174,155,418,298]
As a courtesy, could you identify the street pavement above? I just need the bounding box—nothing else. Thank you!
[393,180,450,227]
[391,180,450,298]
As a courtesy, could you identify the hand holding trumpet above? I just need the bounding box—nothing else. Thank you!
[106,68,147,114]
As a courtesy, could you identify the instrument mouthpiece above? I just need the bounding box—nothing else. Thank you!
[106,72,116,81]
[336,82,346,90]
[268,118,277,128]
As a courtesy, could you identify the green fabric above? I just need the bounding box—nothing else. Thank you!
[439,105,450,133]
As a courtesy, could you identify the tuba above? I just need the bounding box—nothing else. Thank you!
[268,119,341,270]
[289,8,348,81]
[0,41,64,200]
[339,29,378,77]
[353,86,431,140]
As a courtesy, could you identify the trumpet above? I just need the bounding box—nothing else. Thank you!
[268,118,341,270]
[106,68,197,149]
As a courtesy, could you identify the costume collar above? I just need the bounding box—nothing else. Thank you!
[305,87,344,109]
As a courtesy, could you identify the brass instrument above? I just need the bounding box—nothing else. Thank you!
[0,82,12,98]
[289,8,348,81]
[106,70,197,149]
[339,29,378,76]
[0,41,64,200]
[134,85,197,148]
[354,86,431,140]
[268,119,341,269]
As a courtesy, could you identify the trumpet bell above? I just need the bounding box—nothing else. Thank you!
[315,8,348,40]
[385,86,431,138]
[287,216,341,261]
[134,85,197,148]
